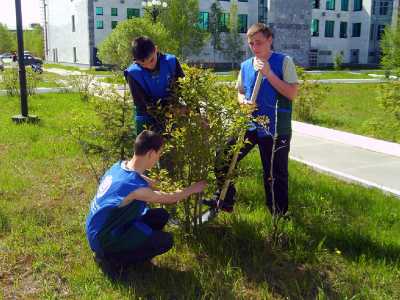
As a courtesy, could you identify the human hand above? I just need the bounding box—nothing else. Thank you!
[189,180,207,194]
[254,58,271,77]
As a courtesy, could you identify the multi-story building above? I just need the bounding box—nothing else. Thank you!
[310,0,397,66]
[41,0,311,67]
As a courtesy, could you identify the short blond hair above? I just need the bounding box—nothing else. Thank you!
[247,23,273,39]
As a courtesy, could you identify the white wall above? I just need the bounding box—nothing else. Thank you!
[46,0,91,65]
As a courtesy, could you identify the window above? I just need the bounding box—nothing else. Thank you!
[325,20,335,37]
[111,21,118,29]
[238,0,248,2]
[127,8,140,19]
[198,12,209,30]
[311,19,319,36]
[370,24,374,40]
[72,15,75,32]
[352,23,361,37]
[312,0,320,9]
[372,0,377,14]
[379,1,389,15]
[218,13,230,32]
[96,7,103,16]
[326,0,335,10]
[354,0,362,11]
[238,14,248,33]
[340,21,347,38]
[377,24,385,40]
[96,20,103,29]
[341,0,348,11]
[73,47,77,63]
[111,8,118,17]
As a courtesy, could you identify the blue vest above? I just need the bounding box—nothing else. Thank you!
[241,52,292,136]
[85,161,151,254]
[125,53,177,122]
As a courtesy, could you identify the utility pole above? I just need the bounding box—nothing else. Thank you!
[12,0,39,124]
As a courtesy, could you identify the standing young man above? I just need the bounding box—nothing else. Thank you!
[124,36,185,135]
[86,130,207,268]
[205,23,299,216]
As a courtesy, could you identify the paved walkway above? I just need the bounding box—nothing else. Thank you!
[291,121,400,197]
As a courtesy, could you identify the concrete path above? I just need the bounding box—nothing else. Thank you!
[291,121,400,197]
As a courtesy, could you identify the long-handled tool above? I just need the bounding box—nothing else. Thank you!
[201,71,264,223]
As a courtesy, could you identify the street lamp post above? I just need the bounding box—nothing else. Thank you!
[141,0,168,24]
[12,0,39,124]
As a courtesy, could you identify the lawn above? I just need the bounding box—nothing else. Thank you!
[304,71,374,80]
[298,83,400,143]
[1,93,400,299]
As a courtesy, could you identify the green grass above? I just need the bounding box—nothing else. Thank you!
[305,71,374,80]
[44,63,83,72]
[302,83,400,143]
[1,93,400,298]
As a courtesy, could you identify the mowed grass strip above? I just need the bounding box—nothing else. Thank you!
[298,83,400,143]
[0,93,399,299]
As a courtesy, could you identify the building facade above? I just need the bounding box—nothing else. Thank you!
[41,0,310,67]
[310,0,396,66]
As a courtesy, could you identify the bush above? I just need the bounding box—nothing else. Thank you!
[379,80,400,124]
[0,67,39,96]
[66,73,96,102]
[333,53,343,70]
[152,66,252,231]
[97,18,178,70]
[71,74,135,180]
[294,67,329,122]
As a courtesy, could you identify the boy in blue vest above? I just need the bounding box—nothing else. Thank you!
[204,23,299,216]
[124,36,185,135]
[86,130,207,269]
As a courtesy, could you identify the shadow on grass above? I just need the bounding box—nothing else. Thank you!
[96,258,204,299]
[190,221,339,299]
[290,171,400,265]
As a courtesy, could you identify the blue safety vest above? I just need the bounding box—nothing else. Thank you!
[125,53,177,124]
[85,161,151,254]
[241,52,292,137]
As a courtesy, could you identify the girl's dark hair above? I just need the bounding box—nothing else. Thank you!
[132,36,156,61]
[134,130,164,155]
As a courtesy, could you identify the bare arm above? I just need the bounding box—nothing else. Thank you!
[254,58,299,101]
[120,181,207,207]
[265,72,298,100]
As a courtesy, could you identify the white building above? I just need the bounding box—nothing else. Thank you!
[310,0,397,66]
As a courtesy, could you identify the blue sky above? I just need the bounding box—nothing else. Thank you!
[0,0,41,29]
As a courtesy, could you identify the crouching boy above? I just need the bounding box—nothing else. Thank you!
[86,130,207,267]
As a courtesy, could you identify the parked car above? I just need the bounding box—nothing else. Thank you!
[23,54,42,66]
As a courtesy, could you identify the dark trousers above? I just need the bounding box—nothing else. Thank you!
[103,208,173,265]
[216,130,291,215]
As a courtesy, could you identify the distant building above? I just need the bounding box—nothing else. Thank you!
[310,0,397,66]
[41,0,311,67]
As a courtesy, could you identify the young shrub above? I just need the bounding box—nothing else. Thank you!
[0,67,39,96]
[333,53,343,71]
[152,65,251,232]
[294,66,329,123]
[70,74,135,180]
[379,80,400,126]
[66,73,96,102]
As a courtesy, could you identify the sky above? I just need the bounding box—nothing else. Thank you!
[0,0,42,29]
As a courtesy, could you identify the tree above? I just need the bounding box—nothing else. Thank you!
[97,18,178,70]
[208,1,223,65]
[222,0,245,69]
[380,22,400,76]
[0,23,16,53]
[159,0,208,60]
[24,25,44,58]
[379,22,400,128]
